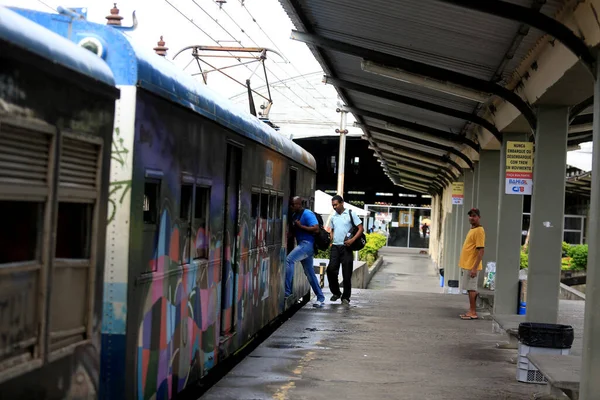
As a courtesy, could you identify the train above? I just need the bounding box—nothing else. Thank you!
[1,6,317,400]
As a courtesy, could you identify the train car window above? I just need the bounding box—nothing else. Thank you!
[268,195,276,219]
[179,183,193,264]
[251,193,259,219]
[289,168,297,198]
[55,202,92,259]
[276,196,283,219]
[260,193,268,219]
[0,200,42,264]
[180,184,193,220]
[144,180,160,224]
[193,186,210,260]
[267,194,276,245]
[143,179,161,273]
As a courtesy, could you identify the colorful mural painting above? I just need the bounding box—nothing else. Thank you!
[137,209,221,400]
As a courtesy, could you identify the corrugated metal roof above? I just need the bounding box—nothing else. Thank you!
[278,0,570,192]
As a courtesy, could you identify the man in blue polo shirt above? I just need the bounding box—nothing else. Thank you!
[285,196,326,308]
[327,195,364,305]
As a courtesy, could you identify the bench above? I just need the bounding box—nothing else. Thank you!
[527,354,580,400]
[492,314,525,350]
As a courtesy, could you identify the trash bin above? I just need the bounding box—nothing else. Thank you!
[447,279,459,294]
[439,268,444,287]
[516,322,574,383]
[518,322,574,349]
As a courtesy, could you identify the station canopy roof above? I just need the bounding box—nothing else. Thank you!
[278,0,595,195]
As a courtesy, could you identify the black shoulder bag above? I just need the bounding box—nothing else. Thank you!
[348,209,366,251]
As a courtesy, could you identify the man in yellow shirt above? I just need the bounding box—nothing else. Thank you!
[458,208,485,320]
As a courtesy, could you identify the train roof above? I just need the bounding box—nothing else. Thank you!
[0,6,115,89]
[12,8,317,171]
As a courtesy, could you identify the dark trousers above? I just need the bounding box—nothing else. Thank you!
[327,245,353,300]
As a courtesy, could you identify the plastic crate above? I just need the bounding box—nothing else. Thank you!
[515,343,570,383]
[517,367,547,384]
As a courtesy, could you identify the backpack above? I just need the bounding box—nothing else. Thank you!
[347,209,366,251]
[313,212,331,251]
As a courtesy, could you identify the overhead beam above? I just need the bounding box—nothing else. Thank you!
[435,0,596,76]
[368,125,476,170]
[377,151,456,184]
[389,175,434,191]
[346,106,479,151]
[387,165,442,186]
[570,98,593,123]
[397,174,445,193]
[324,75,502,143]
[375,136,468,173]
[377,148,459,181]
[290,30,537,131]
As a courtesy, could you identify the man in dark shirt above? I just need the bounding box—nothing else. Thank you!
[285,196,326,308]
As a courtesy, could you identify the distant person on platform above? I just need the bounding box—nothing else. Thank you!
[327,195,364,305]
[285,196,326,308]
[459,208,485,320]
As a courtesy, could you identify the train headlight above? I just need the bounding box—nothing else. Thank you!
[78,37,105,59]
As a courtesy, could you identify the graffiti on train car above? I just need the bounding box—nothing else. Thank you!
[136,209,221,399]
[107,179,131,224]
[132,92,303,400]
[111,127,130,168]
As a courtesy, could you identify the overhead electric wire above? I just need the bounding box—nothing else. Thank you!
[202,0,334,119]
[187,0,337,126]
[204,0,337,125]
[37,0,56,11]
[237,0,333,101]
[166,0,333,124]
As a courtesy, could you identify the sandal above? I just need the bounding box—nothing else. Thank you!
[460,314,479,320]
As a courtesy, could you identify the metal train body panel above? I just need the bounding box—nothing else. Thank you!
[14,8,317,400]
[0,7,117,399]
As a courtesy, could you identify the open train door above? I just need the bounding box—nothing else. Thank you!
[286,168,297,255]
[219,144,242,343]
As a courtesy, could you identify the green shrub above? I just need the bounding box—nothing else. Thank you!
[562,241,571,257]
[520,251,528,269]
[314,233,387,267]
[569,244,588,270]
[314,247,330,259]
[359,233,387,267]
[561,257,572,270]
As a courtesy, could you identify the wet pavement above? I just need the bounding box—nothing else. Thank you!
[201,248,574,399]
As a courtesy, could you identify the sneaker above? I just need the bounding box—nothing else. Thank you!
[342,299,350,305]
[313,301,325,308]
[330,294,341,302]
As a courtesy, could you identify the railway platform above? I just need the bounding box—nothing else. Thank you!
[202,248,585,399]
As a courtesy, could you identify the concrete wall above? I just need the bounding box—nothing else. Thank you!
[313,258,369,289]
[560,283,586,300]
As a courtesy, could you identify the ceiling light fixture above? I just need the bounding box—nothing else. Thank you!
[361,60,490,103]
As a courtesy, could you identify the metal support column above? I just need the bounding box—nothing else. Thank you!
[580,50,600,400]
[477,150,501,288]
[473,160,480,207]
[336,109,348,196]
[443,210,455,292]
[460,168,475,245]
[493,133,527,315]
[448,174,465,289]
[526,106,569,324]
